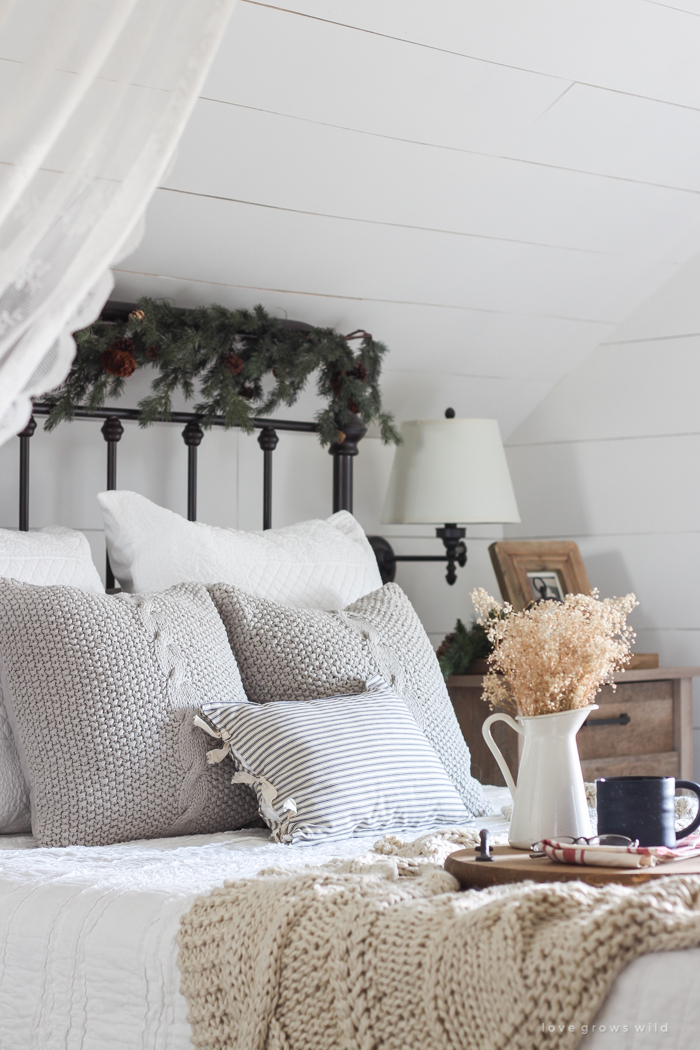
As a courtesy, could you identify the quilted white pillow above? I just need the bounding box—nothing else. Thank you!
[98,490,382,609]
[0,526,103,592]
[0,526,103,834]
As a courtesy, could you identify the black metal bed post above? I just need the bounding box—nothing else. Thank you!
[329,413,366,514]
[182,419,204,522]
[101,417,124,590]
[18,415,36,531]
[257,426,279,530]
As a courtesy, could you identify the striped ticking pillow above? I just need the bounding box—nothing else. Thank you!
[197,674,470,844]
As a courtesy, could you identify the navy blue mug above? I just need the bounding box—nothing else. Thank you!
[596,776,700,847]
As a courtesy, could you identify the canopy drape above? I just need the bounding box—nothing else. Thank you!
[0,0,237,446]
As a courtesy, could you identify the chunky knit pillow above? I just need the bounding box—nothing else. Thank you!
[0,525,103,835]
[208,582,488,818]
[0,580,258,847]
[199,674,470,844]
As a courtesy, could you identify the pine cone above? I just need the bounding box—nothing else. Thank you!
[128,309,146,323]
[223,352,244,376]
[145,344,160,360]
[436,633,455,660]
[101,338,137,378]
[348,400,359,414]
[330,372,344,396]
[239,384,255,399]
[112,337,135,354]
[350,362,368,382]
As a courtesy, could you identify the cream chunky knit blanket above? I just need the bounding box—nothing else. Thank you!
[178,828,700,1050]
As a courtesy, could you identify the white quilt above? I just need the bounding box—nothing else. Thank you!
[0,787,698,1050]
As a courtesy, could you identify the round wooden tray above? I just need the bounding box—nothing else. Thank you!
[445,845,700,889]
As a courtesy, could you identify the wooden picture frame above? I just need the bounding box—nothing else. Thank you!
[488,540,592,612]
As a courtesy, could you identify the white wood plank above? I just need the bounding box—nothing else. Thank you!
[169,99,700,259]
[123,189,678,322]
[113,269,613,384]
[574,533,700,631]
[204,2,569,156]
[631,628,700,675]
[646,0,700,14]
[235,429,331,531]
[270,0,700,108]
[195,428,241,528]
[505,433,700,538]
[607,252,700,342]
[0,419,108,530]
[379,371,550,442]
[513,83,700,190]
[509,336,700,445]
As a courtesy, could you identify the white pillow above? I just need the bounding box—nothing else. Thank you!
[0,526,103,593]
[97,490,382,609]
[0,526,103,834]
[198,674,469,844]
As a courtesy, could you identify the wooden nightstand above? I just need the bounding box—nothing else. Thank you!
[447,667,698,786]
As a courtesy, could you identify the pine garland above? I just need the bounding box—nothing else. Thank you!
[42,298,401,446]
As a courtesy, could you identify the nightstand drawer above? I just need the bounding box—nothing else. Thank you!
[577,683,673,761]
[581,752,679,780]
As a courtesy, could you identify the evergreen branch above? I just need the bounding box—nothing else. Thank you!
[40,299,401,447]
[436,619,492,679]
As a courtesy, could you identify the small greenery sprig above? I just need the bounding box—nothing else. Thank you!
[436,618,493,679]
[42,298,400,447]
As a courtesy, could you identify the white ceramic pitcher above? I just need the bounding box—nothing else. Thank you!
[482,705,598,849]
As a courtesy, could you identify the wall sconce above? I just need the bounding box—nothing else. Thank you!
[368,410,520,585]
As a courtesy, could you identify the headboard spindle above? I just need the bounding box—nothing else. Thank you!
[182,419,204,522]
[257,426,279,530]
[18,415,36,532]
[101,418,124,589]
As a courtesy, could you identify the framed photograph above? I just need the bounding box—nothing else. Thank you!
[488,540,591,612]
[526,571,566,603]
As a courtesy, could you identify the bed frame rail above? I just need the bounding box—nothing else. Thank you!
[19,405,365,590]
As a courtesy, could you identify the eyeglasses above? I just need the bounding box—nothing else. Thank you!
[530,834,638,858]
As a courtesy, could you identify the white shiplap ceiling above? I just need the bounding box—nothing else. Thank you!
[114,0,700,436]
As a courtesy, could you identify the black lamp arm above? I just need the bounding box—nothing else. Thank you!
[367,526,467,586]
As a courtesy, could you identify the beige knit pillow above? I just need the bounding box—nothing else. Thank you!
[208,582,488,818]
[0,580,259,847]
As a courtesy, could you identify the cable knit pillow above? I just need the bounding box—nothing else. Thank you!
[207,582,488,818]
[0,580,258,847]
[98,490,382,608]
[0,526,103,834]
[198,674,470,844]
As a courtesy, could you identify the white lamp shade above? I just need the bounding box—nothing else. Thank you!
[381,418,520,525]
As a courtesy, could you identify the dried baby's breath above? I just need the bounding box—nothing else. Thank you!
[471,587,637,717]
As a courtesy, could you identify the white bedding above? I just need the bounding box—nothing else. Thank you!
[0,786,697,1050]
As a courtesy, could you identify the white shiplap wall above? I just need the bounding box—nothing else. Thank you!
[506,248,700,771]
[5,0,700,648]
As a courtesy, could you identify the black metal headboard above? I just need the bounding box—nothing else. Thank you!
[15,302,368,588]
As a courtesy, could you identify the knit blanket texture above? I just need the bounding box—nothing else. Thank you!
[177,827,700,1050]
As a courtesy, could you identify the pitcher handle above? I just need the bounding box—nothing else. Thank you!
[482,713,524,799]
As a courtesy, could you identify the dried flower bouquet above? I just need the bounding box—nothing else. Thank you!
[471,587,637,717]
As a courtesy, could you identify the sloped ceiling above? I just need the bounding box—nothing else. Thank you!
[114,0,700,437]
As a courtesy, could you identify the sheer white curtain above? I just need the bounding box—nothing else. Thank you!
[0,0,236,446]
